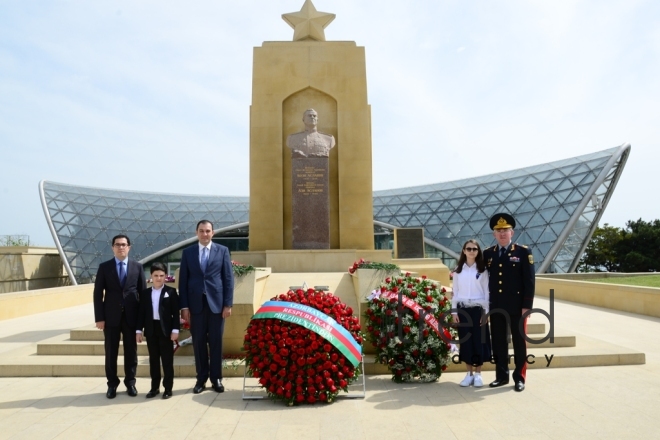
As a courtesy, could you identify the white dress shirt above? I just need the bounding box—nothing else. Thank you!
[136,285,179,334]
[452,262,490,313]
[199,242,212,265]
[151,286,163,320]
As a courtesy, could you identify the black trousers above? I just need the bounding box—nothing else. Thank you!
[490,311,528,383]
[146,320,175,391]
[103,309,137,388]
[190,295,225,384]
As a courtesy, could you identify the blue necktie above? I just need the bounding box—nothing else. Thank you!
[201,247,209,273]
[118,261,126,287]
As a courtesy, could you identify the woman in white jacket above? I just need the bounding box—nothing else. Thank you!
[452,239,491,387]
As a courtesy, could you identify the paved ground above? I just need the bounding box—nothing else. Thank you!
[1,297,660,439]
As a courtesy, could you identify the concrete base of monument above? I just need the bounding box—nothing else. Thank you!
[15,322,644,378]
[227,250,451,356]
[232,249,394,273]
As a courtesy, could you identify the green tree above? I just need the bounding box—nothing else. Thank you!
[616,219,660,272]
[577,224,623,272]
[0,235,30,246]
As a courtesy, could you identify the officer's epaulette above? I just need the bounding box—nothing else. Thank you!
[488,245,497,251]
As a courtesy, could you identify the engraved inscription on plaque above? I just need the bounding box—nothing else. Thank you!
[394,228,425,259]
[291,157,330,249]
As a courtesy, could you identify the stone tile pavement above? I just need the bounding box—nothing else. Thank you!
[1,297,660,439]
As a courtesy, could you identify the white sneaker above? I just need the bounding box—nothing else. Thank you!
[459,373,474,387]
[473,374,483,387]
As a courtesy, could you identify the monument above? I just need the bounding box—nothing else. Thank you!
[248,0,374,252]
[287,109,335,249]
[235,0,448,281]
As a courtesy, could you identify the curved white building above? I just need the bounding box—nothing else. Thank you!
[40,144,630,284]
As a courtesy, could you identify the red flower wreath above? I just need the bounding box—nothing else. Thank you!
[365,274,455,383]
[243,288,363,405]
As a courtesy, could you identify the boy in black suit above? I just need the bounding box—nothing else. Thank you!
[136,262,180,399]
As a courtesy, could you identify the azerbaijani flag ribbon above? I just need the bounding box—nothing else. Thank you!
[253,301,362,367]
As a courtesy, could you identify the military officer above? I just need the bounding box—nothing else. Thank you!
[483,213,535,392]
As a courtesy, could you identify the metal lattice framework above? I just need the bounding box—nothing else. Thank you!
[373,144,630,273]
[39,182,248,283]
[40,144,629,284]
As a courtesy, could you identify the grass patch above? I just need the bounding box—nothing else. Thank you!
[589,275,660,288]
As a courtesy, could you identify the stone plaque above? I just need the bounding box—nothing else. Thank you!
[394,228,425,259]
[291,157,330,249]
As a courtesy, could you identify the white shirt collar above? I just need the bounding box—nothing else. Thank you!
[199,242,212,251]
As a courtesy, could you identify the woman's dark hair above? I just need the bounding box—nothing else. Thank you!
[454,239,486,273]
[150,262,167,274]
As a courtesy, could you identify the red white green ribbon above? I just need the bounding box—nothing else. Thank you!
[380,291,446,340]
[253,301,362,367]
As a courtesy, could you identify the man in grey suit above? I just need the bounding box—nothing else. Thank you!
[179,220,234,394]
[93,234,146,399]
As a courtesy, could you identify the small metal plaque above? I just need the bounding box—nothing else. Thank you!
[393,228,425,259]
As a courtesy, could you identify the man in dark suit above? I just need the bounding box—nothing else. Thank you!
[136,262,180,399]
[93,234,146,398]
[483,213,535,392]
[179,220,234,394]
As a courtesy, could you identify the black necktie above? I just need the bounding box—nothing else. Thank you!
[500,247,506,258]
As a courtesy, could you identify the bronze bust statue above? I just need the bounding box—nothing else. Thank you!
[286,109,336,158]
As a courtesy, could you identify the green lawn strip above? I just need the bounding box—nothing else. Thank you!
[588,275,660,288]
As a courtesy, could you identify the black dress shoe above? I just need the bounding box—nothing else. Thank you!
[163,390,173,399]
[193,382,206,394]
[146,389,160,398]
[514,381,525,392]
[106,386,117,399]
[127,385,138,397]
[212,379,225,393]
[489,379,510,388]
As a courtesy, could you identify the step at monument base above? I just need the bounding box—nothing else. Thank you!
[0,335,644,378]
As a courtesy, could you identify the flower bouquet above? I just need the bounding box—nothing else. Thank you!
[232,260,256,277]
[365,273,455,383]
[174,318,192,353]
[348,258,399,274]
[243,288,363,405]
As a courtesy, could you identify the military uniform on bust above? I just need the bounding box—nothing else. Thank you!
[483,213,535,392]
[286,108,336,158]
[287,130,335,157]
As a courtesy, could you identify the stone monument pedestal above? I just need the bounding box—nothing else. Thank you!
[249,40,374,251]
[228,249,451,357]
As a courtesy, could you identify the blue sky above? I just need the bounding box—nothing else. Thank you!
[1,0,659,245]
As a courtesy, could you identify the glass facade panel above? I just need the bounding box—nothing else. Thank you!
[372,145,629,274]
